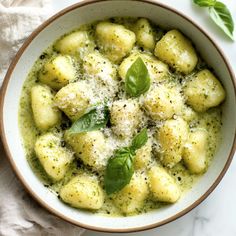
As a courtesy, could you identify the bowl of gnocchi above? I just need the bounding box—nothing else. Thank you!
[0,0,236,233]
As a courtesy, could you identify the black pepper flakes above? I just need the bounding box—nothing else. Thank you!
[61,141,66,147]
[39,53,47,60]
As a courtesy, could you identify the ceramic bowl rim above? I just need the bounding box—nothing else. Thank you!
[0,0,236,233]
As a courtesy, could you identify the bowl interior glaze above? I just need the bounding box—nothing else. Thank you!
[1,0,236,233]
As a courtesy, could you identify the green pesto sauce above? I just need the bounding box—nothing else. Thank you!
[18,17,222,217]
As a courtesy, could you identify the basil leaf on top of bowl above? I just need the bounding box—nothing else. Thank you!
[19,17,226,216]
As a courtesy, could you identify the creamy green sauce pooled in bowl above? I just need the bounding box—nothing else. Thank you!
[19,17,225,216]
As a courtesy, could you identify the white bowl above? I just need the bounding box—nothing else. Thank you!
[0,0,236,233]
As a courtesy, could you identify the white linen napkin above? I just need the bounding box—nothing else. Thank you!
[0,1,85,235]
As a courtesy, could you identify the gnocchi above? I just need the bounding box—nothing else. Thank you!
[19,17,225,217]
[154,30,198,74]
[55,31,95,58]
[113,172,149,214]
[134,139,152,170]
[64,131,108,171]
[149,166,180,203]
[31,84,61,131]
[60,174,104,210]
[34,133,74,182]
[134,18,155,51]
[110,99,142,138]
[83,51,118,94]
[183,130,208,174]
[39,55,77,90]
[184,69,226,112]
[96,22,136,63]
[157,118,188,168]
[119,52,169,82]
[54,81,94,121]
[143,83,184,120]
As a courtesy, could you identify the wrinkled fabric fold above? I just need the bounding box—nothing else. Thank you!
[0,0,51,82]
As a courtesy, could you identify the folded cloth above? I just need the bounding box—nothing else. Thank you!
[0,0,50,81]
[0,1,85,235]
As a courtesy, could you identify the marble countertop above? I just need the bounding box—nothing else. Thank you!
[1,1,235,236]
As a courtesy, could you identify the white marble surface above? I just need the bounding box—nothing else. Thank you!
[1,0,235,236]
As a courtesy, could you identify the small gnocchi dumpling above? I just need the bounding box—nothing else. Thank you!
[183,130,208,174]
[157,118,188,168]
[64,131,108,171]
[110,99,142,138]
[60,173,104,210]
[54,31,95,58]
[119,52,168,82]
[184,69,226,112]
[39,55,77,90]
[34,133,74,182]
[96,22,136,63]
[148,165,180,203]
[143,83,184,120]
[54,81,93,121]
[83,51,118,90]
[134,139,152,170]
[154,29,198,74]
[113,172,149,214]
[31,84,61,131]
[134,18,155,51]
[181,105,198,122]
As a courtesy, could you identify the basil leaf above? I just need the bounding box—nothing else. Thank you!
[131,128,148,151]
[209,1,234,40]
[193,0,216,7]
[104,129,148,194]
[67,105,109,134]
[125,57,151,97]
[193,0,234,40]
[104,148,134,195]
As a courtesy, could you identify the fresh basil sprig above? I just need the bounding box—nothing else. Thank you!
[104,148,134,195]
[209,2,234,40]
[67,105,109,134]
[104,128,148,195]
[193,0,216,7]
[193,0,234,40]
[125,57,151,97]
